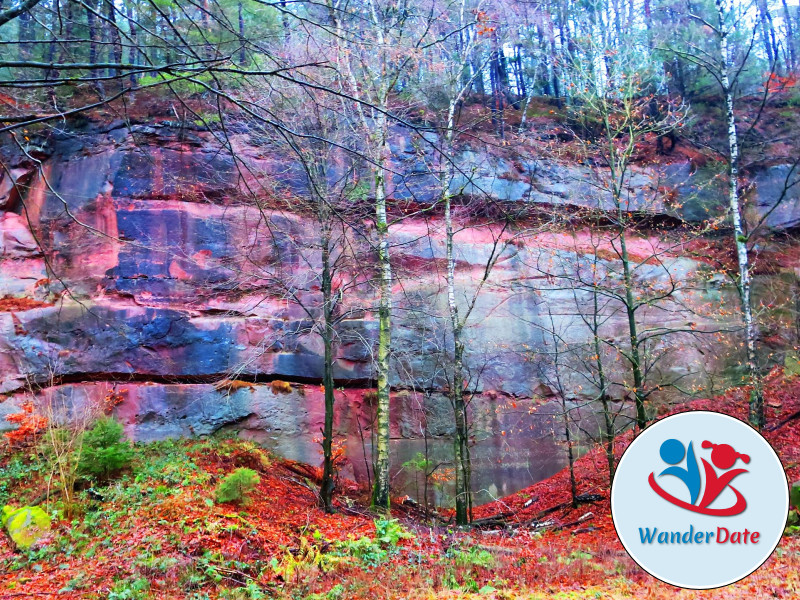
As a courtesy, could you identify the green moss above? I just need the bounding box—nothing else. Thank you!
[2,505,51,550]
[785,354,800,377]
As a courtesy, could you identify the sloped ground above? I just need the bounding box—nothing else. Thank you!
[2,372,800,599]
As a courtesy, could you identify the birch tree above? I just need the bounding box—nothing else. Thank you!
[431,0,489,525]
[664,0,766,427]
[715,0,763,428]
[323,0,431,510]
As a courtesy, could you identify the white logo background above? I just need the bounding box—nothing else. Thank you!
[611,411,789,589]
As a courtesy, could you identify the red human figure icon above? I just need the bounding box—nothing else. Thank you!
[698,441,750,511]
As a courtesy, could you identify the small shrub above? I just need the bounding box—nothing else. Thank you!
[790,481,800,509]
[108,577,150,600]
[374,518,413,547]
[219,582,267,600]
[134,552,179,576]
[334,519,414,567]
[0,453,44,505]
[336,534,387,567]
[449,545,496,569]
[786,510,800,535]
[133,440,209,487]
[78,417,134,481]
[215,468,260,505]
[557,549,594,565]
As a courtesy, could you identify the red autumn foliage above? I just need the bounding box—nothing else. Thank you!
[102,387,127,412]
[476,368,800,543]
[0,296,52,312]
[3,401,48,448]
[2,373,800,598]
[474,10,495,36]
[766,72,799,92]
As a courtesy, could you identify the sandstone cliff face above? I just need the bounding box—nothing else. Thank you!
[1,121,796,500]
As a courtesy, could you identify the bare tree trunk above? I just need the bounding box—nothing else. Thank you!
[781,0,797,71]
[606,111,647,429]
[512,44,526,99]
[610,0,622,44]
[619,228,647,430]
[545,0,562,106]
[371,108,393,511]
[547,309,578,508]
[85,0,103,93]
[564,399,577,507]
[471,52,485,96]
[58,0,72,64]
[238,2,246,65]
[446,181,472,525]
[45,1,58,82]
[105,0,122,79]
[18,3,32,61]
[756,0,779,69]
[489,29,505,138]
[440,26,488,523]
[583,250,617,486]
[281,1,291,42]
[594,322,616,485]
[126,3,139,86]
[203,0,212,58]
[326,0,393,512]
[716,0,764,428]
[165,8,176,65]
[320,218,337,513]
[451,339,472,523]
[86,1,97,69]
[537,24,553,97]
[457,25,471,90]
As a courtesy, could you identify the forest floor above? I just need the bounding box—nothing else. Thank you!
[2,371,800,599]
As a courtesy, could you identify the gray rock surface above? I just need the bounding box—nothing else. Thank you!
[1,121,789,499]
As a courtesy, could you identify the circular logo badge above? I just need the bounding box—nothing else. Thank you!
[611,411,788,589]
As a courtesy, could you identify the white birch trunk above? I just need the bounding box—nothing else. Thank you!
[716,0,764,428]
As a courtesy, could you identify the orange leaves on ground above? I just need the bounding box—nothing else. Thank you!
[4,373,800,598]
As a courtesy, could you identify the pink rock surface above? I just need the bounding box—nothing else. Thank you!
[0,122,777,499]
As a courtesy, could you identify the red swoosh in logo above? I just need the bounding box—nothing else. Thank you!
[648,472,747,516]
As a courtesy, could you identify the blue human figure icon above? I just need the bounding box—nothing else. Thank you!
[658,438,701,505]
